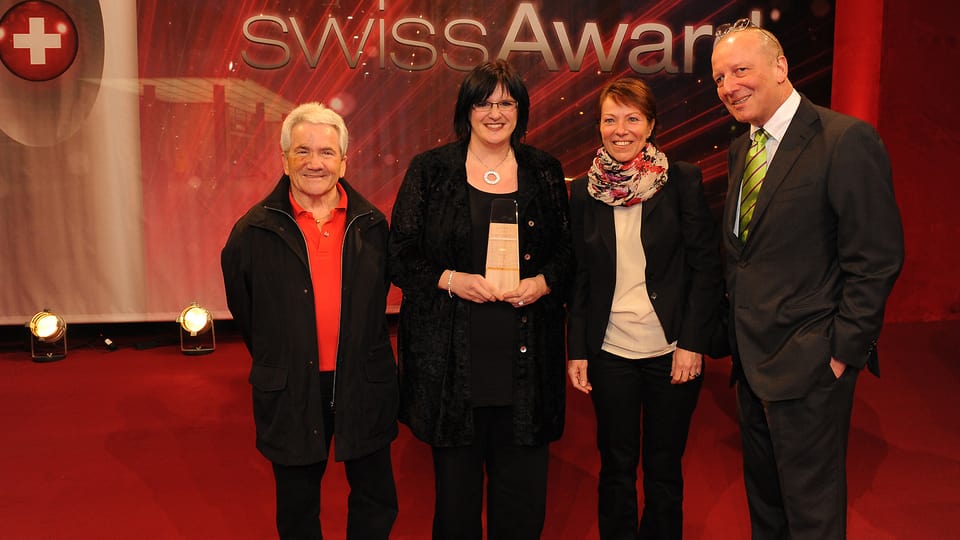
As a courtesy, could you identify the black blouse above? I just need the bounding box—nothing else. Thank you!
[468,185,518,406]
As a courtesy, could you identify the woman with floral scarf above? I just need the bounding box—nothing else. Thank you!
[566,78,725,540]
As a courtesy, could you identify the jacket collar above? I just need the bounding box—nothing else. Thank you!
[725,96,820,251]
[260,175,378,224]
[582,160,672,269]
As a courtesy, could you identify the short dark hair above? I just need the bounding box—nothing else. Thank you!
[453,59,530,147]
[596,78,659,145]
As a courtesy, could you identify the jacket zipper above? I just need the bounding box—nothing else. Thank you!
[264,204,376,415]
[330,208,374,413]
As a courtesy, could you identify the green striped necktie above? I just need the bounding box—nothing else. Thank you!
[739,129,768,242]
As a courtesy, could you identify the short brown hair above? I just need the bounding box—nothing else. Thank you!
[596,78,658,144]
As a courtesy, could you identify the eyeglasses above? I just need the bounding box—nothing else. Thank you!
[714,18,784,55]
[715,18,757,39]
[473,100,518,112]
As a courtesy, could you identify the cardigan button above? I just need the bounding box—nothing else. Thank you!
[527,220,535,227]
[523,253,531,261]
[650,292,658,300]
[519,345,527,353]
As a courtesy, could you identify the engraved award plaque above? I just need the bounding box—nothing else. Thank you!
[485,198,520,292]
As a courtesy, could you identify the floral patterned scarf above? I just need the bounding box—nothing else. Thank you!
[587,143,669,207]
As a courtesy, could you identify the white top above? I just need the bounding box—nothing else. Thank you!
[601,202,676,359]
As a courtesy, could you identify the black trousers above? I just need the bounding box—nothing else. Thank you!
[736,364,859,540]
[431,406,549,540]
[589,350,702,540]
[271,372,398,540]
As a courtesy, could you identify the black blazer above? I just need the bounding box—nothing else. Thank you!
[723,97,904,401]
[567,160,725,361]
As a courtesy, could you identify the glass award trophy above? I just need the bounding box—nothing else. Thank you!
[485,198,520,292]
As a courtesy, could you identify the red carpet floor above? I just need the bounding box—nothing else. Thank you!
[1,320,957,539]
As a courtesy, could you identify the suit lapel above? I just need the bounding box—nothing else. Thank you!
[747,99,819,239]
[594,201,616,271]
[515,148,542,214]
[639,172,671,257]
[641,182,664,221]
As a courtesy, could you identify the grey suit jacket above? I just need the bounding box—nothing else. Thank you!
[723,97,904,401]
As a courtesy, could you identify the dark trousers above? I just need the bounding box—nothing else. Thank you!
[736,364,859,540]
[589,350,702,540]
[431,406,549,540]
[271,372,398,540]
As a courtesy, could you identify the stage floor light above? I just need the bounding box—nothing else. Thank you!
[177,303,215,355]
[28,310,67,362]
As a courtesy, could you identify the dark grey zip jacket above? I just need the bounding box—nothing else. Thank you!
[222,175,398,465]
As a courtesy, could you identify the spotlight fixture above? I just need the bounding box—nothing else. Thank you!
[27,310,67,362]
[177,302,215,355]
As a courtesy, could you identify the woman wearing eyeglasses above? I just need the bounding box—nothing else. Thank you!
[566,78,725,539]
[388,60,571,539]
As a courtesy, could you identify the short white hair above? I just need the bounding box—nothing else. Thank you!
[280,102,348,154]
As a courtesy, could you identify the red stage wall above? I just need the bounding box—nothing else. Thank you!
[833,0,960,323]
[876,0,960,322]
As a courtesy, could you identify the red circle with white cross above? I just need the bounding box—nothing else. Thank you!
[0,1,78,81]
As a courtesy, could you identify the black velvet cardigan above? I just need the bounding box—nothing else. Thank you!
[388,141,572,447]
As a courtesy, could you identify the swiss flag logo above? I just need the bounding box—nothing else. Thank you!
[0,1,78,81]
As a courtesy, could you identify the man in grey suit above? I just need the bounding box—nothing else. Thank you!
[711,20,904,539]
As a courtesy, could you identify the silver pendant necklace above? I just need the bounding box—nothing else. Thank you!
[469,147,512,185]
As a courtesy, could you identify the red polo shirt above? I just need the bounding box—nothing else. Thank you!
[289,184,348,372]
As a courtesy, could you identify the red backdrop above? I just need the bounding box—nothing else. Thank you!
[1,0,955,324]
[876,0,960,322]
